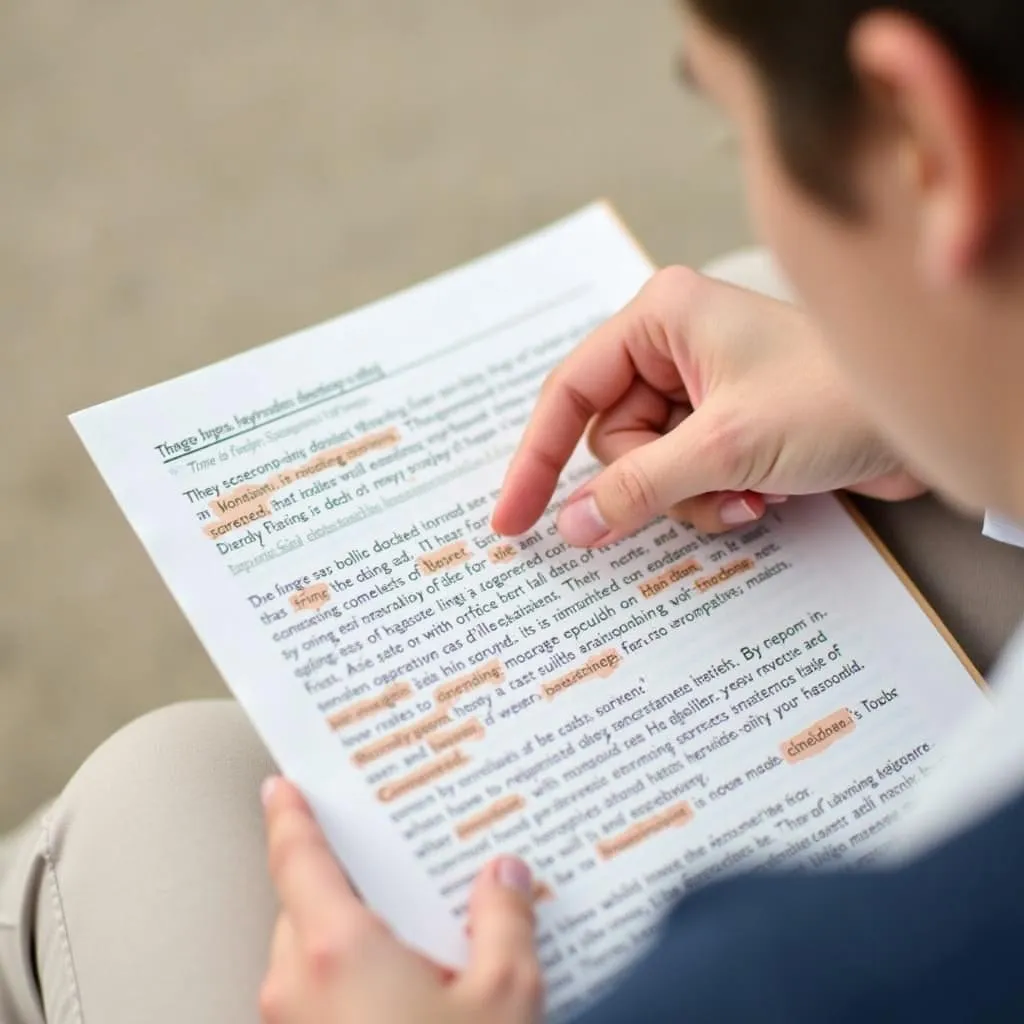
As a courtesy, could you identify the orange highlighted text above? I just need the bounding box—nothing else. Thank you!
[455,794,527,841]
[693,558,756,593]
[782,708,857,764]
[429,718,486,753]
[533,881,556,904]
[638,559,702,599]
[203,428,400,540]
[435,660,506,705]
[289,583,332,614]
[351,708,452,767]
[328,682,413,731]
[417,541,472,576]
[488,543,518,565]
[541,649,622,701]
[377,750,469,804]
[597,802,694,860]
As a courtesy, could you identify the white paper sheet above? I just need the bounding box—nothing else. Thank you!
[72,205,989,1019]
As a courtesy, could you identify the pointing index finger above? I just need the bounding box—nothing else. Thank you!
[492,270,694,537]
[492,317,638,536]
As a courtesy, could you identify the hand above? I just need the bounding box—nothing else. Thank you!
[259,777,543,1024]
[492,267,923,544]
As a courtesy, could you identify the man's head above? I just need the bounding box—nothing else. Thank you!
[681,1,1024,517]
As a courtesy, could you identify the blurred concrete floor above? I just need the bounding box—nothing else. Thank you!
[0,0,750,825]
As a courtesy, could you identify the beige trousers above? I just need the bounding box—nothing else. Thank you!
[3,252,1023,1023]
[0,702,276,1024]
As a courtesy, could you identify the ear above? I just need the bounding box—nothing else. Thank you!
[850,12,1017,287]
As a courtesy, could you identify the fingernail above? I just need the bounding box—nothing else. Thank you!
[496,856,533,897]
[557,495,608,547]
[720,498,760,526]
[764,495,789,505]
[261,776,279,808]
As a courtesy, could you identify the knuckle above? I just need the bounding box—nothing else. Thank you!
[652,264,700,297]
[609,456,658,517]
[645,265,701,314]
[697,406,752,487]
[302,915,377,981]
[539,365,589,424]
[539,365,563,400]
[633,266,705,360]
[304,933,345,982]
[302,926,349,981]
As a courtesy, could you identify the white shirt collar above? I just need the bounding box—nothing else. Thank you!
[984,511,1024,549]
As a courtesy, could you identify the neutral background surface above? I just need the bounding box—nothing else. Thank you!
[3,1,1021,829]
[1,0,749,826]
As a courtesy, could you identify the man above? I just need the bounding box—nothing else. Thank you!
[259,1,1024,1019]
[4,2,1024,1022]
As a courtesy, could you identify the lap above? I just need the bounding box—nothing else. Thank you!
[0,701,276,1024]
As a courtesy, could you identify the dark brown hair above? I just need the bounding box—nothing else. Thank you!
[688,0,1024,211]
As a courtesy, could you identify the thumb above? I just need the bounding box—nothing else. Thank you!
[461,857,543,1017]
[557,404,742,546]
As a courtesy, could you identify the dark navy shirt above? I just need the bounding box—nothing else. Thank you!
[576,790,1024,1022]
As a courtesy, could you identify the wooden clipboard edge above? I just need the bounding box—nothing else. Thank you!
[596,197,658,272]
[595,197,987,692]
[838,494,987,691]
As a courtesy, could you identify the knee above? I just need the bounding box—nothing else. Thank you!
[70,700,272,797]
[50,701,275,858]
[24,703,277,1022]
